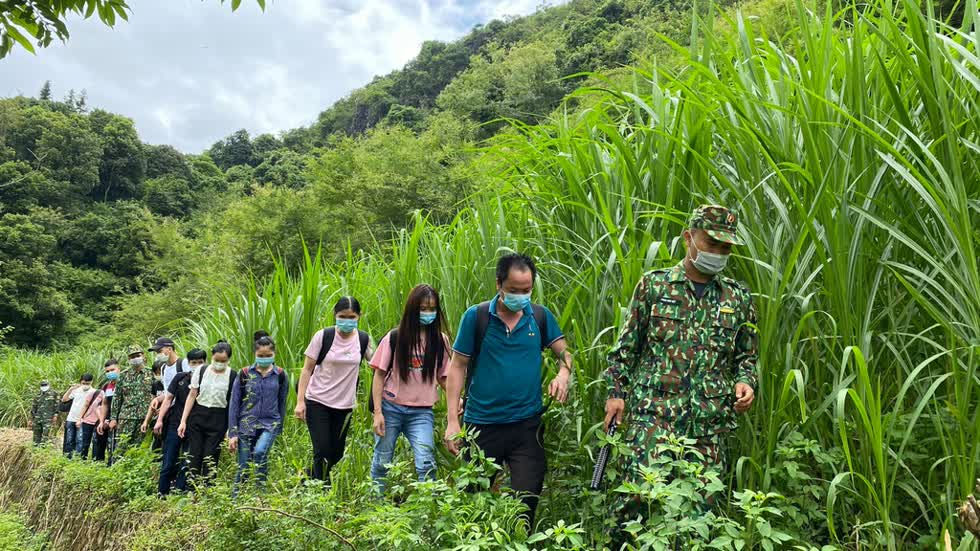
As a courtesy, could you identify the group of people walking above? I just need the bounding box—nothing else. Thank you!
[28,205,758,533]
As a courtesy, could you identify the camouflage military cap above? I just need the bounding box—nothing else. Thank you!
[126,344,143,356]
[689,205,742,245]
[40,380,50,386]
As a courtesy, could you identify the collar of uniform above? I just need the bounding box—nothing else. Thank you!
[667,262,687,283]
[669,261,725,292]
[248,364,277,375]
[489,294,533,326]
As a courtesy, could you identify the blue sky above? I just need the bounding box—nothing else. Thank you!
[0,0,556,153]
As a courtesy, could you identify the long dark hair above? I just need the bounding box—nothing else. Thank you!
[394,284,446,383]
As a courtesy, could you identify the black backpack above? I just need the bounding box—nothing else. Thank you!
[463,302,549,404]
[295,328,370,394]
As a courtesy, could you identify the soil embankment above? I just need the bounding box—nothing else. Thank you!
[0,429,165,551]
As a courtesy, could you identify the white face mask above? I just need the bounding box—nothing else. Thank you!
[690,238,730,275]
[129,357,144,367]
[211,361,229,372]
[81,384,91,391]
[40,385,50,392]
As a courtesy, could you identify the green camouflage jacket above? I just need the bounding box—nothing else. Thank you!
[605,262,759,436]
[31,389,59,422]
[109,367,154,421]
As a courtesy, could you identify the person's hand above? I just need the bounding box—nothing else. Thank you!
[548,368,571,403]
[372,412,385,437]
[734,383,755,414]
[76,421,82,428]
[140,421,148,433]
[457,397,465,416]
[96,423,104,436]
[177,422,186,439]
[27,419,33,429]
[604,398,625,430]
[444,421,462,455]
[108,420,117,430]
[294,401,306,421]
[227,436,238,452]
[153,420,164,436]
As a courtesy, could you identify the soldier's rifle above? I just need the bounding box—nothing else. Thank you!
[590,419,618,490]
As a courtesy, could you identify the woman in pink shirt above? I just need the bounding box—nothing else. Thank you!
[294,297,374,484]
[369,284,450,494]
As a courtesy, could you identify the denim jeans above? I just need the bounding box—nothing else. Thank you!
[234,429,276,496]
[76,423,96,459]
[63,421,79,458]
[370,400,436,494]
[158,425,188,495]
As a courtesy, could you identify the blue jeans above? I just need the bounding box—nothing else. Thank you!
[370,400,436,494]
[234,429,276,495]
[76,423,96,459]
[158,425,187,495]
[63,421,79,458]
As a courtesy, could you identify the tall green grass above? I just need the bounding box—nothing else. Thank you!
[1,0,977,547]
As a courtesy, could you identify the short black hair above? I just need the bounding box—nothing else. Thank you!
[254,335,276,352]
[212,340,232,358]
[186,348,207,362]
[253,330,269,342]
[104,359,118,368]
[333,296,361,315]
[81,373,93,382]
[495,253,537,284]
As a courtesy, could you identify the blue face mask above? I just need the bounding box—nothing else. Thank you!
[501,292,531,312]
[336,319,358,333]
[419,312,437,325]
[255,356,275,367]
[105,371,119,381]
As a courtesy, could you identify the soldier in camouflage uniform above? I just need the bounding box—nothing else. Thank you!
[603,205,759,515]
[109,344,155,457]
[31,380,59,446]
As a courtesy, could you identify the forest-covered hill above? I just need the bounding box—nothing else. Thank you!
[0,0,732,349]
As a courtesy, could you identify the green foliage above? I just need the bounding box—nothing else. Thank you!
[92,111,146,201]
[437,40,565,132]
[208,128,257,170]
[143,174,194,215]
[0,511,44,551]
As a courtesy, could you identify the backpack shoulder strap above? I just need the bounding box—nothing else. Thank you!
[531,304,548,350]
[196,365,207,387]
[386,329,398,378]
[226,370,238,403]
[466,302,493,395]
[357,330,370,362]
[472,301,492,361]
[315,328,335,368]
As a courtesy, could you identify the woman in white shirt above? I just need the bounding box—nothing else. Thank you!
[178,342,238,488]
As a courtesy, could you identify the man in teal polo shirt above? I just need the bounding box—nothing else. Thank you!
[445,252,572,529]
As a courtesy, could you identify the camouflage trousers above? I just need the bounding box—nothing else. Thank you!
[32,421,53,446]
[113,418,146,456]
[615,420,728,521]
